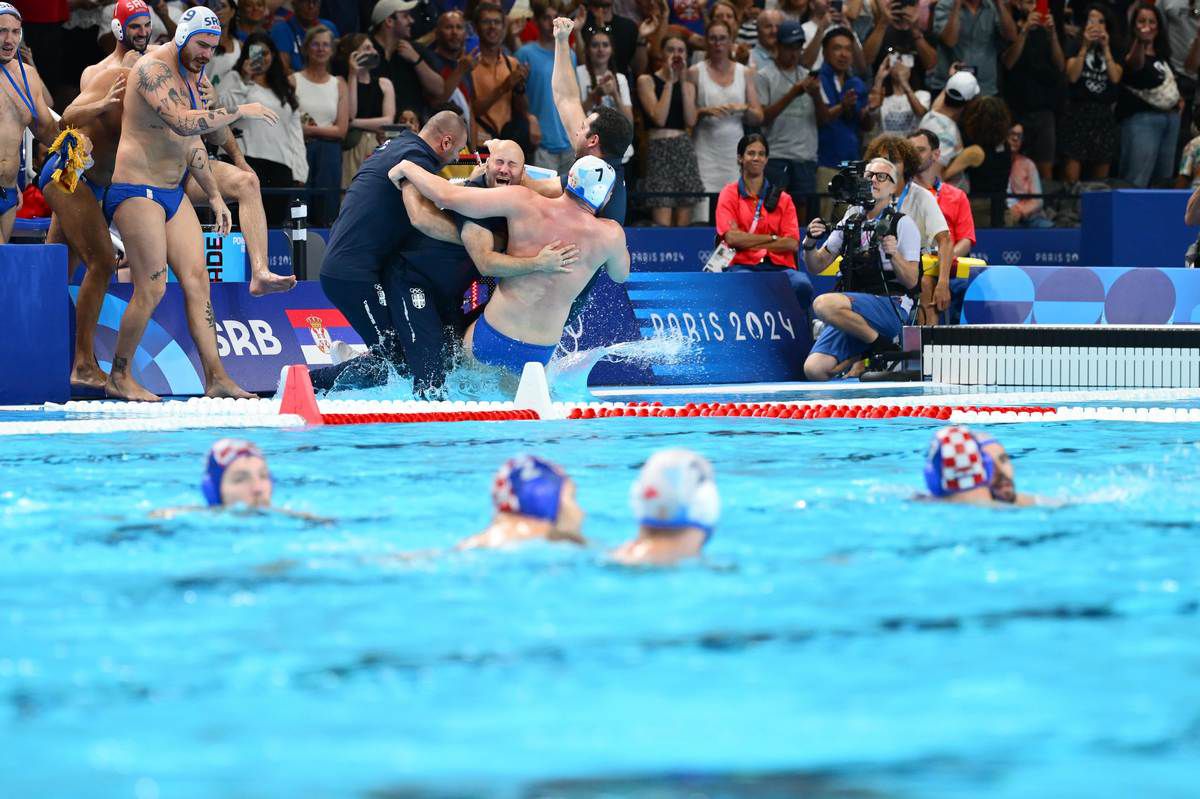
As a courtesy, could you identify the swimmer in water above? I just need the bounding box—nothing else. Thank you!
[457,455,587,549]
[106,7,278,401]
[396,153,630,377]
[924,425,1039,506]
[612,449,720,566]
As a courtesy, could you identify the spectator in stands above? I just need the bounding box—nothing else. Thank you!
[398,107,420,131]
[909,128,975,323]
[919,68,977,179]
[238,0,273,40]
[863,134,952,320]
[519,0,577,172]
[668,0,707,38]
[371,0,444,123]
[944,94,1012,225]
[715,134,812,316]
[816,27,870,217]
[471,2,531,148]
[296,25,350,226]
[1161,0,1200,142]
[870,54,930,135]
[750,8,782,69]
[863,0,937,84]
[1001,0,1064,181]
[580,0,648,75]
[930,0,1017,96]
[338,34,396,185]
[1006,122,1052,227]
[707,0,752,64]
[1118,2,1182,189]
[578,28,635,128]
[272,0,339,71]
[757,20,821,223]
[1060,3,1122,187]
[691,21,763,212]
[206,0,242,94]
[226,33,308,227]
[637,33,704,226]
[731,0,760,47]
[429,10,475,124]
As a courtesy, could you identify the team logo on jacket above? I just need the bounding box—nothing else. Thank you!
[410,287,426,310]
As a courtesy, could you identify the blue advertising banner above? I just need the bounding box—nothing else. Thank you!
[1,244,69,404]
[1081,190,1192,267]
[970,228,1082,266]
[962,266,1200,325]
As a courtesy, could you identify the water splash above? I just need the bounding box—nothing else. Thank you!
[547,330,696,402]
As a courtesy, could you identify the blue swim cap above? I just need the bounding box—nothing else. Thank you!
[201,438,267,506]
[924,425,995,497]
[491,455,568,523]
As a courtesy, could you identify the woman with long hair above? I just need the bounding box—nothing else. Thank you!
[224,33,308,227]
[688,22,763,213]
[578,29,634,124]
[1060,3,1122,184]
[295,25,350,227]
[335,33,396,187]
[637,34,704,226]
[944,95,1013,226]
[207,0,242,93]
[870,55,929,136]
[1118,2,1180,187]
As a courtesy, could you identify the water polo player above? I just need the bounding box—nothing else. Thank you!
[457,455,586,549]
[612,449,720,566]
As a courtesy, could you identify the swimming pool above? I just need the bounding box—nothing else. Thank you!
[1,409,1198,798]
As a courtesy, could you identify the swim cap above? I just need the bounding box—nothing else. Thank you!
[565,155,616,212]
[0,3,19,22]
[491,455,568,523]
[174,6,221,49]
[923,425,995,497]
[201,438,267,506]
[631,449,720,540]
[111,0,151,44]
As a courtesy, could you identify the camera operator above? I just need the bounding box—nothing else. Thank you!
[801,157,920,380]
[715,134,813,316]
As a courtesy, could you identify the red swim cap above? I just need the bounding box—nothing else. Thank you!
[111,0,152,43]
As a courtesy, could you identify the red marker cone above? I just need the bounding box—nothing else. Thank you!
[277,364,324,426]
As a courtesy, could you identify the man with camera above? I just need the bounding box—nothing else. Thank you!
[801,158,920,381]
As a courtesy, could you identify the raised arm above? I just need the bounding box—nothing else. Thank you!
[133,59,277,136]
[551,18,588,151]
[393,159,532,218]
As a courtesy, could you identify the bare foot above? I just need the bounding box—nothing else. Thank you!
[249,271,297,297]
[206,376,256,400]
[106,373,161,402]
[70,360,109,390]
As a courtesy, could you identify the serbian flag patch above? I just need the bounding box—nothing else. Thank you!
[286,308,367,365]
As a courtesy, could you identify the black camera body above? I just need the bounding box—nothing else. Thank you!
[827,160,875,209]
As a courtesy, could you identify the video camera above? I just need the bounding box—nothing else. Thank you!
[827,160,875,209]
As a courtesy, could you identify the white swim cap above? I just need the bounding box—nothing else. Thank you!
[174,6,221,49]
[0,3,20,22]
[631,449,720,540]
[565,155,615,213]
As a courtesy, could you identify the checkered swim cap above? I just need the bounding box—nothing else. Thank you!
[491,455,567,522]
[923,425,995,497]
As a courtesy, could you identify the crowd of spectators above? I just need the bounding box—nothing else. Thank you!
[19,0,1200,232]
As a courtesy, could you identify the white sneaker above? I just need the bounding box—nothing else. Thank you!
[811,319,825,339]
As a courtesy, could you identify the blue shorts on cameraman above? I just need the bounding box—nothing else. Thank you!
[810,293,908,364]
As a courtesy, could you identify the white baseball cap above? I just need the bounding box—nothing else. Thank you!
[946,71,980,102]
[371,0,419,27]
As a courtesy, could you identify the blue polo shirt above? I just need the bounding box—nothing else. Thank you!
[817,65,868,168]
[323,131,440,283]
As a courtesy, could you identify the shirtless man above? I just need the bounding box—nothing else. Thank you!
[456,455,586,550]
[0,4,58,243]
[395,154,629,375]
[106,7,278,401]
[79,1,294,298]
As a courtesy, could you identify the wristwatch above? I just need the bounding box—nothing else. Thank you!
[771,234,778,242]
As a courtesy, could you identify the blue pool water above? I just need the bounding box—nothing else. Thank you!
[1,415,1198,798]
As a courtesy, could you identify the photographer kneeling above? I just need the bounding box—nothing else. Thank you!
[801,158,920,381]
[714,134,813,318]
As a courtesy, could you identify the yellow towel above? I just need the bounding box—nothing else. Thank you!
[47,128,94,195]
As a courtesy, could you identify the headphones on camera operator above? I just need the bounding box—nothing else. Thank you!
[819,160,917,325]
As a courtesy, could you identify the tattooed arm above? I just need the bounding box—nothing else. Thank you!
[188,145,233,235]
[135,60,279,136]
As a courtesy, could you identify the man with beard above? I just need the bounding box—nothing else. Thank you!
[0,3,58,244]
[104,7,278,401]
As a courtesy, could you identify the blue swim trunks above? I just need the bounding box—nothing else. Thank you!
[38,153,106,204]
[103,172,189,223]
[471,313,557,374]
[811,292,911,364]
[0,185,17,216]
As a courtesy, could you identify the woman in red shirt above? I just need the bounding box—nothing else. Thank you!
[714,133,812,316]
